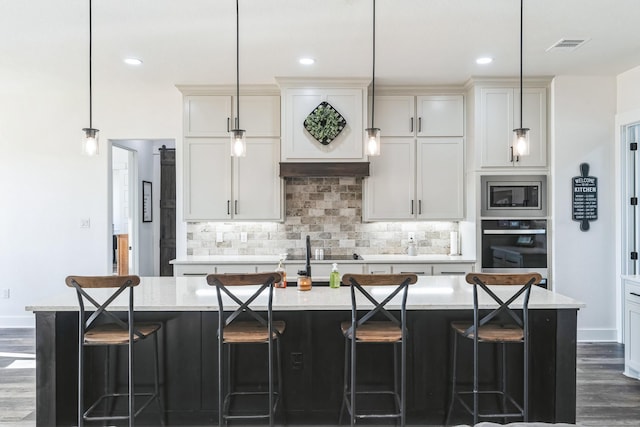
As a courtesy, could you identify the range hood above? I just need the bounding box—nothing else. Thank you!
[279,162,369,178]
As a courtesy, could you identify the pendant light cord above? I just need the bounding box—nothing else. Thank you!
[235,0,240,129]
[89,0,93,128]
[370,0,376,129]
[519,0,523,129]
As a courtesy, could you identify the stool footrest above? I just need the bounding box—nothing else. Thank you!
[453,390,524,419]
[84,391,159,422]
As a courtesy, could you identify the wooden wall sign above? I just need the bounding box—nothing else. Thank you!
[572,163,597,231]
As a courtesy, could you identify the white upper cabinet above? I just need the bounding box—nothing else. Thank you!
[416,95,464,137]
[179,88,283,221]
[183,138,231,220]
[374,95,464,137]
[278,78,369,162]
[478,86,547,168]
[364,138,415,220]
[364,92,465,221]
[184,96,232,137]
[416,138,464,219]
[239,95,280,137]
[374,96,415,137]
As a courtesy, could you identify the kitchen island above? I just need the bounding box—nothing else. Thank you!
[27,275,583,426]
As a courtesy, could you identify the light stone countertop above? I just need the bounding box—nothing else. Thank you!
[170,254,476,265]
[26,275,583,312]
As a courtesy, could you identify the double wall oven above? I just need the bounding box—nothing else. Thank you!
[480,175,549,288]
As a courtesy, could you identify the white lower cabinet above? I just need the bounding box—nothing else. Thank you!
[624,279,640,379]
[390,264,431,275]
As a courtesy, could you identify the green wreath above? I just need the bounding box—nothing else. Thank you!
[304,101,346,145]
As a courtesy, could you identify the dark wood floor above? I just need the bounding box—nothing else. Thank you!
[1,329,639,426]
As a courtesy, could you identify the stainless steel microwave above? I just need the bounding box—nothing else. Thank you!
[481,175,547,217]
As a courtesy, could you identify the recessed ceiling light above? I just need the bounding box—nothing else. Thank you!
[299,57,315,65]
[476,57,493,65]
[124,58,143,66]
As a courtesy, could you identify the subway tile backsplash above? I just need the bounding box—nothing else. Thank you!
[187,177,458,258]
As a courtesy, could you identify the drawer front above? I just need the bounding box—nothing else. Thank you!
[313,263,364,278]
[366,264,392,274]
[626,281,640,301]
[432,263,474,275]
[216,265,257,274]
[390,264,431,275]
[173,264,216,277]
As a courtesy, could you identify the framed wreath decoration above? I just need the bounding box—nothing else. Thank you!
[303,101,347,145]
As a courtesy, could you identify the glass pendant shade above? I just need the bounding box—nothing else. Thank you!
[230,128,246,157]
[512,127,530,156]
[82,127,99,156]
[366,127,381,156]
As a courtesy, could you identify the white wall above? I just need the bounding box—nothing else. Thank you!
[0,45,181,326]
[550,76,617,341]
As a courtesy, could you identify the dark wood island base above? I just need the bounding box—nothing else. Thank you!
[35,308,578,426]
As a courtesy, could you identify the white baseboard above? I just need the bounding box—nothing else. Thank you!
[0,315,35,328]
[577,328,619,342]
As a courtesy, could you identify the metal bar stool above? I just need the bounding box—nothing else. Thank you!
[206,272,285,427]
[66,275,164,427]
[339,273,418,427]
[445,272,542,426]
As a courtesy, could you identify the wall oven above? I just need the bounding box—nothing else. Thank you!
[481,175,547,217]
[481,219,548,288]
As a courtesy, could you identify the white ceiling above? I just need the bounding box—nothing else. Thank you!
[3,0,640,88]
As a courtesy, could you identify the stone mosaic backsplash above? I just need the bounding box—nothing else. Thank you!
[187,177,458,258]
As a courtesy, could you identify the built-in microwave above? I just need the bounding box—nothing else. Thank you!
[481,175,547,217]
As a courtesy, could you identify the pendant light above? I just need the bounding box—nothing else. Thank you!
[365,0,381,156]
[82,0,99,156]
[512,0,530,157]
[230,0,246,157]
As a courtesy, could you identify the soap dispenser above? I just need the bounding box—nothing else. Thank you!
[407,236,417,256]
[329,263,340,288]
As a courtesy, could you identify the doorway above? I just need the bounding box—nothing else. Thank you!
[111,145,138,275]
[109,139,176,276]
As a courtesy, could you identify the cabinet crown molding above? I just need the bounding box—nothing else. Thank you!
[464,76,553,89]
[275,77,370,89]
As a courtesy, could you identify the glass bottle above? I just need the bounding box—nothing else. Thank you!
[329,263,340,288]
[275,256,287,288]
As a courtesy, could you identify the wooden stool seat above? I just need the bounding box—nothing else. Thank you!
[84,322,161,345]
[451,321,524,342]
[340,320,402,342]
[223,320,286,343]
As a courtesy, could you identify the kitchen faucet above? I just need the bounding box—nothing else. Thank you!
[305,235,312,279]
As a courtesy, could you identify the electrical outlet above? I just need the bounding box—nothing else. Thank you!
[240,232,248,243]
[291,352,303,370]
[1,289,9,299]
[216,232,224,243]
[80,218,91,228]
[408,232,415,240]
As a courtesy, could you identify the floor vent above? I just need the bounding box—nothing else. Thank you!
[546,38,589,52]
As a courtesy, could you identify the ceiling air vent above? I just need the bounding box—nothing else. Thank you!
[546,38,589,52]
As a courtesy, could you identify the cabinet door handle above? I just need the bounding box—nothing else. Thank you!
[439,271,466,275]
[418,117,422,133]
[227,200,230,215]
[410,117,414,133]
[411,200,414,215]
[401,271,425,275]
[418,200,422,215]
[227,117,230,132]
[509,147,514,163]
[235,200,238,214]
[183,273,208,276]
[631,292,640,298]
